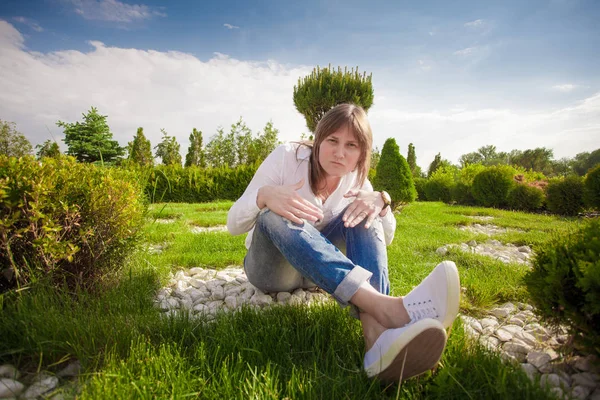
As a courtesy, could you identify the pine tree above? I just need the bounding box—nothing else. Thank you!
[428,153,442,177]
[293,65,374,133]
[57,107,124,163]
[127,127,153,166]
[35,140,61,159]
[407,143,416,174]
[373,138,416,207]
[184,128,205,167]
[154,129,182,166]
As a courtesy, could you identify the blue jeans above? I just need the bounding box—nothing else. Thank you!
[244,207,390,306]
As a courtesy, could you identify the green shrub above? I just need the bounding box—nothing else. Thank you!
[0,155,146,291]
[373,138,416,207]
[507,184,545,212]
[524,219,600,356]
[471,166,516,208]
[423,166,456,203]
[414,177,427,201]
[584,165,600,210]
[451,182,477,205]
[545,176,585,216]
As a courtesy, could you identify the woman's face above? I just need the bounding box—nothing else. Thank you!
[318,124,362,178]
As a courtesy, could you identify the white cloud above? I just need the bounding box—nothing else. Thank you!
[0,21,597,170]
[224,23,240,30]
[418,59,431,71]
[552,84,579,92]
[12,17,44,32]
[464,19,485,28]
[453,47,475,56]
[67,0,166,23]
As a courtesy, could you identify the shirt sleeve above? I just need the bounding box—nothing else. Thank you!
[227,144,286,236]
[360,179,397,246]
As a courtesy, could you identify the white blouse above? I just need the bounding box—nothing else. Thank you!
[227,142,397,249]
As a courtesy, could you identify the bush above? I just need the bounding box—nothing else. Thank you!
[0,155,146,291]
[414,177,427,201]
[451,182,477,205]
[545,176,585,216]
[507,184,545,212]
[471,166,516,208]
[373,138,416,207]
[524,219,600,356]
[423,166,456,203]
[584,165,600,210]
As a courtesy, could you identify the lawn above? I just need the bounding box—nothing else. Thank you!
[0,201,580,399]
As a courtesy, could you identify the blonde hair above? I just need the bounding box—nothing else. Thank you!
[298,103,373,197]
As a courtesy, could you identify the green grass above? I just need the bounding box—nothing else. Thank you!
[0,201,576,399]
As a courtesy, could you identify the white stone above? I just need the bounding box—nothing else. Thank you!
[188,279,207,290]
[518,245,532,253]
[179,297,193,310]
[572,355,597,372]
[250,292,272,307]
[503,342,530,354]
[292,288,306,300]
[527,352,551,369]
[171,289,188,299]
[490,308,511,319]
[276,292,292,303]
[0,378,24,398]
[480,336,500,351]
[480,318,499,329]
[235,275,248,284]
[514,330,538,347]
[435,246,448,256]
[57,360,81,378]
[544,349,560,361]
[206,280,227,291]
[224,296,238,310]
[463,324,480,339]
[225,286,244,297]
[549,387,565,399]
[495,328,513,342]
[500,325,523,336]
[240,286,255,300]
[193,304,208,314]
[571,372,599,388]
[461,315,483,333]
[21,374,59,399]
[507,317,525,327]
[210,286,225,301]
[288,294,304,306]
[540,373,569,390]
[0,366,19,380]
[571,385,592,400]
[521,363,539,381]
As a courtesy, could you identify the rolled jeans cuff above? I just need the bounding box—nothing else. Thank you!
[332,265,372,306]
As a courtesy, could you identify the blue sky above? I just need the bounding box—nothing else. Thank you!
[0,0,599,168]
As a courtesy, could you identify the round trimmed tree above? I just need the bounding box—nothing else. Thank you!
[373,138,416,208]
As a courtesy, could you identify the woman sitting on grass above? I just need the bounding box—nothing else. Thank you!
[227,103,460,382]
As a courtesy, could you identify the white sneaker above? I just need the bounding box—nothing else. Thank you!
[402,261,460,329]
[364,318,447,382]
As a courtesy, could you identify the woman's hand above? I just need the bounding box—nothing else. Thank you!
[257,179,324,225]
[342,190,385,229]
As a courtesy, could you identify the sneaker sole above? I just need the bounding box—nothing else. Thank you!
[439,261,461,329]
[365,319,447,381]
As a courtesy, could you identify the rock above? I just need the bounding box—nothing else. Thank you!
[57,360,81,378]
[500,325,523,336]
[235,275,248,284]
[571,385,592,399]
[22,374,59,399]
[549,387,565,399]
[518,245,532,253]
[467,240,477,246]
[250,292,272,307]
[507,317,525,327]
[571,372,599,388]
[435,246,448,256]
[224,295,238,310]
[540,373,569,390]
[513,330,537,347]
[503,351,526,363]
[463,324,480,339]
[461,315,483,333]
[225,286,244,297]
[544,349,560,361]
[480,336,500,351]
[521,363,539,381]
[240,286,255,300]
[206,280,227,291]
[0,365,19,380]
[572,355,597,372]
[292,288,306,301]
[193,304,208,313]
[495,328,513,342]
[503,342,530,354]
[480,318,499,329]
[490,308,511,319]
[276,292,292,303]
[0,378,25,398]
[288,294,304,306]
[188,279,207,290]
[527,352,551,369]
[176,280,189,291]
[210,286,225,301]
[590,388,600,399]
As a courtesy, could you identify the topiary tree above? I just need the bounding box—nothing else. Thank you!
[185,128,205,167]
[293,65,373,133]
[584,165,600,210]
[471,165,515,208]
[507,184,545,212]
[58,107,124,163]
[0,120,33,157]
[127,127,153,167]
[154,129,182,166]
[373,138,416,208]
[545,176,585,216]
[524,219,600,357]
[35,140,61,159]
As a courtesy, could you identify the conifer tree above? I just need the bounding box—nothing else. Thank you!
[185,128,205,167]
[293,65,374,133]
[127,127,153,166]
[373,138,416,207]
[154,129,182,166]
[428,153,442,177]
